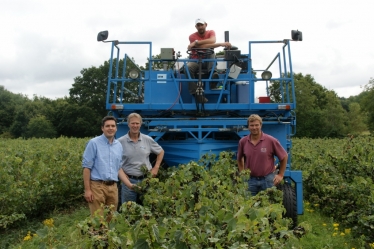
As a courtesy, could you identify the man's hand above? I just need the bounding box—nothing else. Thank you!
[150,166,159,177]
[84,189,94,203]
[273,174,284,186]
[220,42,231,49]
[188,41,197,50]
[132,184,142,193]
[151,150,164,177]
[275,155,287,186]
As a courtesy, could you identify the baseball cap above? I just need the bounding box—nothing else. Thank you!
[195,18,206,25]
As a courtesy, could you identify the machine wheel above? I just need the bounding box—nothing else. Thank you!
[277,183,298,227]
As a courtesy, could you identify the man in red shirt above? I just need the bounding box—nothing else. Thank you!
[185,18,231,102]
[237,114,288,196]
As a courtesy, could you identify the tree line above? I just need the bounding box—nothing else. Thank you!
[0,59,372,139]
[269,73,369,137]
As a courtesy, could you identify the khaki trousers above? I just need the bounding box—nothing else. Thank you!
[88,181,118,218]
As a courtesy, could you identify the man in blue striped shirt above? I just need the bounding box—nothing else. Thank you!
[82,116,129,218]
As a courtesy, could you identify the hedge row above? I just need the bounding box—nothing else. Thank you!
[0,137,87,228]
[292,135,374,241]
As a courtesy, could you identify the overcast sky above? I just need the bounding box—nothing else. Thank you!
[1,0,373,99]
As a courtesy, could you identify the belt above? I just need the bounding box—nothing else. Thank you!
[250,171,275,180]
[127,174,146,180]
[250,175,266,180]
[91,180,117,185]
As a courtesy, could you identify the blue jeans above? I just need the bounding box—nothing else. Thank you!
[248,172,275,196]
[121,178,143,204]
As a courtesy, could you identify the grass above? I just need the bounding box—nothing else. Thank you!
[2,201,371,249]
[0,203,89,249]
[297,202,368,249]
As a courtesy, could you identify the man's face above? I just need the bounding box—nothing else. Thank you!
[128,117,141,134]
[248,120,262,135]
[102,120,117,138]
[195,23,206,34]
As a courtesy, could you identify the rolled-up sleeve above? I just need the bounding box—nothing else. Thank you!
[82,141,96,169]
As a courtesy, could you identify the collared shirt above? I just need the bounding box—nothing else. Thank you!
[237,132,287,177]
[82,134,123,181]
[118,132,163,176]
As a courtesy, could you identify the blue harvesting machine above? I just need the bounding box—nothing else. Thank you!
[97,29,304,220]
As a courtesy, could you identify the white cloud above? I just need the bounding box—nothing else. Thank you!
[1,0,373,99]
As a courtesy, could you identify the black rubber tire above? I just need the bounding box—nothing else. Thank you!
[277,183,298,227]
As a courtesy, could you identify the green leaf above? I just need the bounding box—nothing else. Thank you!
[227,217,237,231]
[37,242,47,249]
[216,209,226,221]
[208,237,220,243]
[175,241,189,249]
[133,237,150,249]
[36,227,49,238]
[151,224,160,242]
[247,208,258,220]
